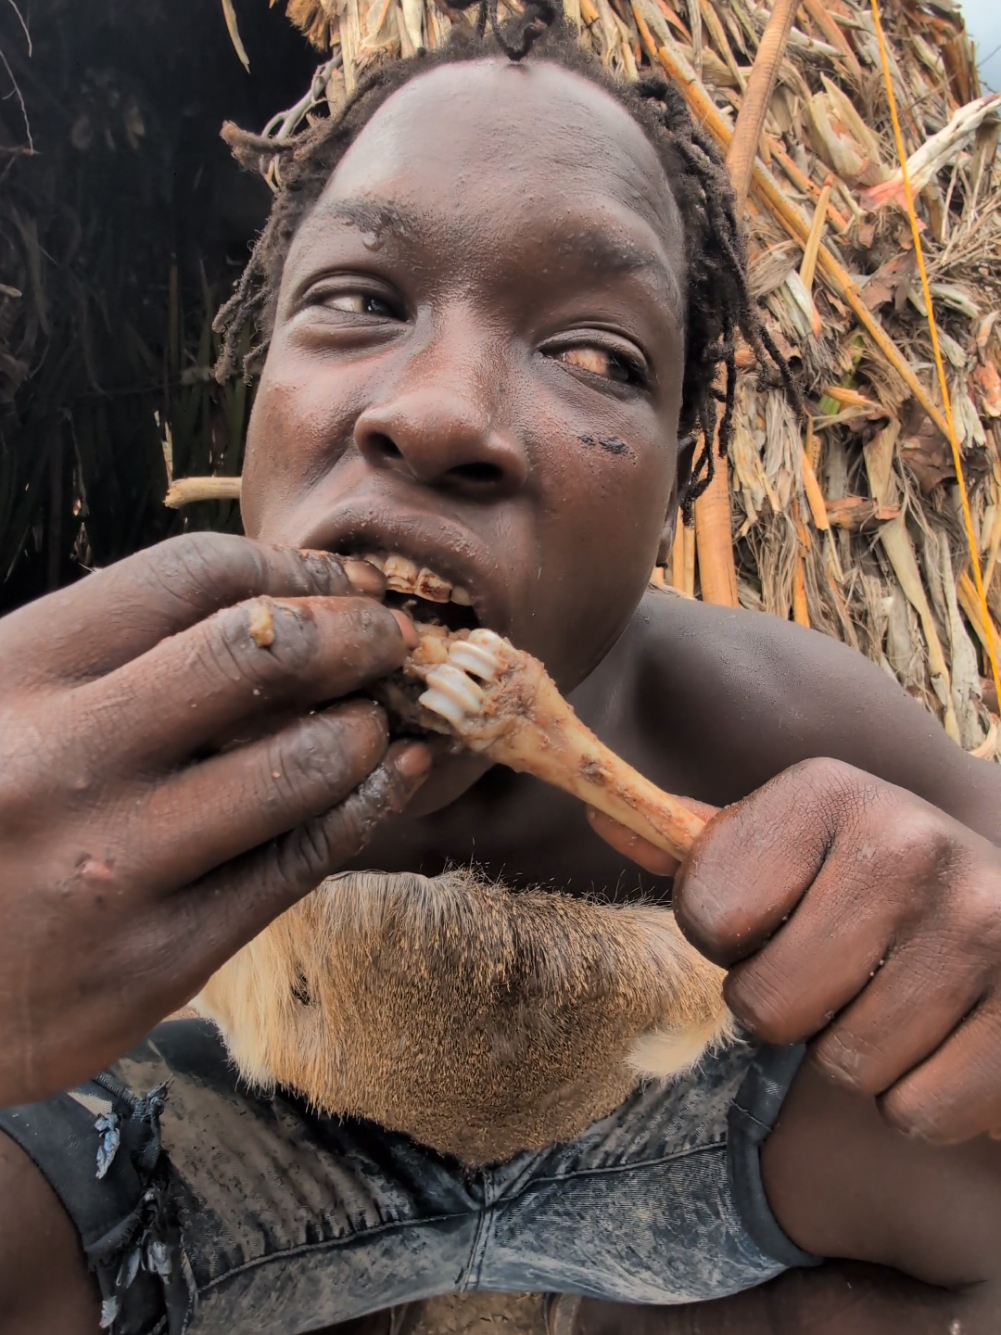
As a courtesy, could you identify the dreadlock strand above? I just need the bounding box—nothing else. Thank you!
[718,334,738,460]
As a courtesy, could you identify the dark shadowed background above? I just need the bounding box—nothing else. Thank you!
[0,0,315,612]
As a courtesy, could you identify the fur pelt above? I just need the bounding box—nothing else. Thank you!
[194,868,731,1165]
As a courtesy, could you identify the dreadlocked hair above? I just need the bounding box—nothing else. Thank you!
[214,0,795,521]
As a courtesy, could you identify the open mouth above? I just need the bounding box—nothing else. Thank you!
[354,551,481,632]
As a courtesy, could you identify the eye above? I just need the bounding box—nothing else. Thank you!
[548,340,649,389]
[321,291,397,318]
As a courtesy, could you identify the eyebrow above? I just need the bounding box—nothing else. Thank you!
[310,199,664,271]
[305,197,682,312]
[572,230,664,277]
[306,198,421,240]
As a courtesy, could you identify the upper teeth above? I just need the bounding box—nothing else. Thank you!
[360,552,472,607]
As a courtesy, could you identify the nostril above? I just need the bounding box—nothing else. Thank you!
[450,461,504,486]
[370,432,402,461]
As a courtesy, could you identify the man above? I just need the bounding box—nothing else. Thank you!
[2,14,1001,1334]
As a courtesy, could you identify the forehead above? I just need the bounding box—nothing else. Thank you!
[300,59,685,303]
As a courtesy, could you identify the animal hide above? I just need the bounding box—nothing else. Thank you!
[194,867,731,1165]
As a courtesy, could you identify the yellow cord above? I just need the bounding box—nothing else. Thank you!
[869,0,1001,713]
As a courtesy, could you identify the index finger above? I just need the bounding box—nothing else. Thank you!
[673,758,860,966]
[0,533,384,686]
[587,800,719,876]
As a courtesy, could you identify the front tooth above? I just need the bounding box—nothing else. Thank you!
[415,567,452,603]
[423,663,484,714]
[450,586,472,606]
[360,552,386,572]
[448,642,498,680]
[384,554,420,593]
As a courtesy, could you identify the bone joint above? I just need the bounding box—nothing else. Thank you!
[406,628,707,863]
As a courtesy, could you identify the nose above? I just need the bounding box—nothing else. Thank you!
[353,376,529,499]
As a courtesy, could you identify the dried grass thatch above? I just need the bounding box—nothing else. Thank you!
[253,0,1001,759]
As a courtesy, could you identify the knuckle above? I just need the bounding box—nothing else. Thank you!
[793,755,856,791]
[792,756,879,837]
[0,708,104,822]
[265,714,376,807]
[260,733,324,813]
[811,1030,884,1095]
[256,601,324,675]
[294,549,354,597]
[890,807,955,865]
[878,1086,955,1145]
[145,533,254,608]
[277,813,337,887]
[723,965,796,1043]
[207,599,322,690]
[335,597,400,650]
[868,808,975,917]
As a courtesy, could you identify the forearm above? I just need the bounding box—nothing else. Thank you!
[576,1261,995,1335]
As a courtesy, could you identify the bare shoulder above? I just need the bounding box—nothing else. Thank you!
[623,588,1001,834]
[764,1059,1001,1293]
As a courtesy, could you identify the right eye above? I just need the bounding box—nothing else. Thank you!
[320,292,397,317]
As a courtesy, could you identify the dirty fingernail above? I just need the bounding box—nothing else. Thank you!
[389,608,419,649]
[343,557,386,597]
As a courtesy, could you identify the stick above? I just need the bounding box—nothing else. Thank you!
[726,0,800,209]
[164,477,243,508]
[693,0,800,610]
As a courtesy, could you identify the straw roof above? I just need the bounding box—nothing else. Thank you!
[256,0,1001,759]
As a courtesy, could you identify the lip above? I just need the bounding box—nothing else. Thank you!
[292,503,511,635]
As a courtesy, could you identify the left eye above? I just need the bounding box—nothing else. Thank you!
[553,345,645,386]
[322,292,396,317]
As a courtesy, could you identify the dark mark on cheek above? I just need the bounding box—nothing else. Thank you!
[578,433,632,458]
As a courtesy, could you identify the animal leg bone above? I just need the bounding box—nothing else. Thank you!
[406,628,708,863]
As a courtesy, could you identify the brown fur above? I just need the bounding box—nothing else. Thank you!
[194,869,731,1164]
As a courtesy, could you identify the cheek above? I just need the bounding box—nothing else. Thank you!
[568,444,672,594]
[514,416,675,683]
[241,347,362,540]
[541,414,674,569]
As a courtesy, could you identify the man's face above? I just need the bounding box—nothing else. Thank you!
[242,59,686,691]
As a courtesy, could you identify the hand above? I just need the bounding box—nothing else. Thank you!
[0,534,430,1106]
[670,758,1001,1145]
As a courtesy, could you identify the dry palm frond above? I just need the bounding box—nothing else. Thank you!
[277,0,340,51]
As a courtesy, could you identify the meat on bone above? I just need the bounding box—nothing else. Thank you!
[402,627,707,864]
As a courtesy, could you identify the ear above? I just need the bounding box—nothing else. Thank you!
[656,434,696,566]
[656,506,678,568]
